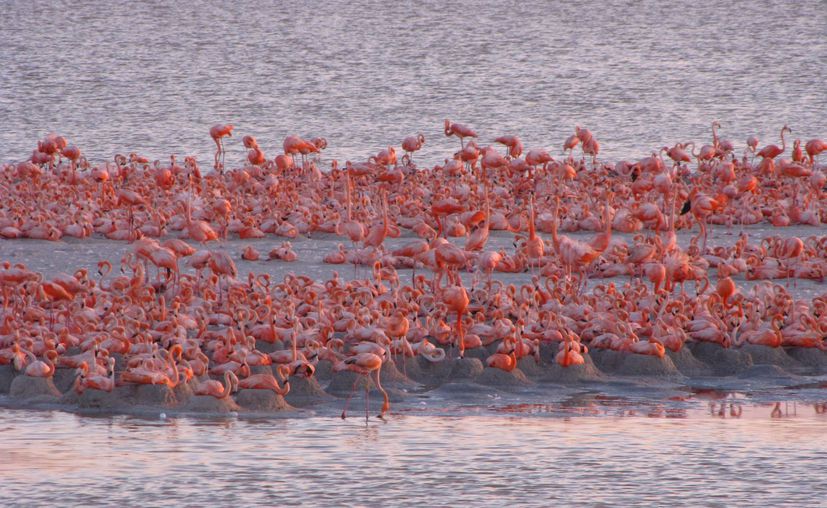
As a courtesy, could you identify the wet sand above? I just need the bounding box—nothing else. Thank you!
[1,343,825,420]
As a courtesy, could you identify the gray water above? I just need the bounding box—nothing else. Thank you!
[2,1,827,505]
[1,0,825,166]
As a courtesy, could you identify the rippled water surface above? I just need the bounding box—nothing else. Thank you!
[1,0,825,165]
[2,1,827,505]
[2,407,826,507]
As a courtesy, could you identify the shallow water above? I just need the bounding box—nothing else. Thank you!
[3,223,825,301]
[1,0,825,166]
[2,404,826,507]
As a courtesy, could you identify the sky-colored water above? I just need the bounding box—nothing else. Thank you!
[2,407,826,506]
[1,0,825,166]
[2,1,827,505]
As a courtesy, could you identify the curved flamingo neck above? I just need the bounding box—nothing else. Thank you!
[169,358,180,387]
[275,375,290,396]
[217,371,232,398]
[44,351,57,377]
[372,366,390,418]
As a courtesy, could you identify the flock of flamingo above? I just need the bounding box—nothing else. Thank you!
[1,119,827,421]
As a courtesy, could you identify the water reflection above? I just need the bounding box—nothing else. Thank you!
[4,406,827,506]
[483,397,827,421]
[708,401,742,418]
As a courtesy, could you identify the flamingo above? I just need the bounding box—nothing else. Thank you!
[556,331,585,367]
[495,135,523,158]
[209,124,234,171]
[401,133,425,164]
[757,125,791,160]
[443,282,470,358]
[193,371,238,399]
[237,366,291,395]
[805,138,827,165]
[444,119,478,149]
[334,353,389,422]
[550,196,601,289]
[486,337,517,372]
[74,358,116,393]
[563,134,580,159]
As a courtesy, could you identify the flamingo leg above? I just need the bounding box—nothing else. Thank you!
[372,368,389,421]
[364,381,370,425]
[456,310,465,359]
[340,375,361,420]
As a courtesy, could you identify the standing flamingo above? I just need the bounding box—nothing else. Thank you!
[550,197,601,290]
[335,353,389,423]
[444,119,478,149]
[443,282,470,358]
[495,135,523,158]
[402,134,425,164]
[757,125,791,160]
[563,134,580,159]
[805,138,827,165]
[209,124,234,171]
